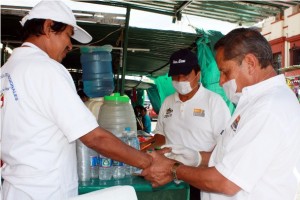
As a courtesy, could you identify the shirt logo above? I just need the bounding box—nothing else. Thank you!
[1,73,19,101]
[164,108,173,118]
[231,115,241,132]
[193,108,205,117]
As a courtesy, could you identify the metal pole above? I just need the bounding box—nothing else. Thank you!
[1,43,7,66]
[116,49,122,93]
[121,6,130,96]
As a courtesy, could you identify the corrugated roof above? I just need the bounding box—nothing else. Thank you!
[83,1,299,25]
[1,1,300,90]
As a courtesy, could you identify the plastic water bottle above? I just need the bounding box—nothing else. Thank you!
[112,136,127,179]
[89,149,99,179]
[112,159,126,179]
[127,130,140,150]
[99,154,113,180]
[124,128,141,175]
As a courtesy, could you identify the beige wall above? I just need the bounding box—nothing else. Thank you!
[261,5,300,69]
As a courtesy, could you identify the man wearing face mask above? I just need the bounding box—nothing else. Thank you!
[142,28,300,200]
[144,48,231,199]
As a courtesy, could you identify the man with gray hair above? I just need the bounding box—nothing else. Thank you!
[142,28,300,200]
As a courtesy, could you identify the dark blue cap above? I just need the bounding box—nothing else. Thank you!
[168,49,198,76]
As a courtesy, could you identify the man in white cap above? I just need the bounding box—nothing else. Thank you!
[1,1,152,199]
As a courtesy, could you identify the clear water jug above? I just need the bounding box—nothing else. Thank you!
[80,45,114,98]
[98,93,137,137]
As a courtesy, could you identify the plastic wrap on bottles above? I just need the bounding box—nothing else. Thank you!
[112,136,127,179]
[89,149,99,179]
[123,128,140,175]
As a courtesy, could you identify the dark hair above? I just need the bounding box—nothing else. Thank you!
[141,106,147,112]
[214,28,273,69]
[21,19,68,41]
[192,64,201,74]
[77,89,88,99]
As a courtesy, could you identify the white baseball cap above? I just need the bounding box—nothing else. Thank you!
[20,0,92,44]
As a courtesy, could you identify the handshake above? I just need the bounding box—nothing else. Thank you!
[161,144,202,167]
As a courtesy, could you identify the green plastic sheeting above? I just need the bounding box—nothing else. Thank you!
[146,85,161,114]
[153,74,175,105]
[195,29,235,114]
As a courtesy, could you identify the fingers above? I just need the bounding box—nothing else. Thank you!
[141,151,175,187]
[156,147,172,155]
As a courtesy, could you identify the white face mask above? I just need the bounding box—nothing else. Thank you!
[172,73,199,95]
[222,79,242,104]
[172,81,193,95]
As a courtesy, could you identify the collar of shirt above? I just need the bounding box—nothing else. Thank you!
[21,42,49,58]
[241,75,285,101]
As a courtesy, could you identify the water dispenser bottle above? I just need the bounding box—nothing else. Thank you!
[80,45,114,98]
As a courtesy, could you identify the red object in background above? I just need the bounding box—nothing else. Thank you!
[132,88,137,103]
[147,107,158,121]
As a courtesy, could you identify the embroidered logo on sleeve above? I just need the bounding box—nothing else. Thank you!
[1,73,18,101]
[193,108,205,117]
[164,108,173,118]
[231,115,241,132]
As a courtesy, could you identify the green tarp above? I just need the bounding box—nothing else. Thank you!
[137,29,235,115]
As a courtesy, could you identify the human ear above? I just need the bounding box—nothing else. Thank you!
[43,19,53,38]
[243,54,257,75]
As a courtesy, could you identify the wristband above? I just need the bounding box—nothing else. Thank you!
[171,162,182,181]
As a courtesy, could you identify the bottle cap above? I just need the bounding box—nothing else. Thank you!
[104,93,129,102]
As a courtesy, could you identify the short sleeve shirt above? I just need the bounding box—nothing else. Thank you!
[1,43,99,199]
[154,84,231,151]
[206,75,300,200]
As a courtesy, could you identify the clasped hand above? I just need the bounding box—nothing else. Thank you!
[141,147,175,187]
[141,144,201,187]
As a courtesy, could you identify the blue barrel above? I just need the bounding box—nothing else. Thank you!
[80,46,114,98]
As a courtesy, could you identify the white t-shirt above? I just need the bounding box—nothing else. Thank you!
[155,84,231,152]
[1,43,99,200]
[205,75,300,200]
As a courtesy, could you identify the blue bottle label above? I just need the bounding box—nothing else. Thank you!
[112,160,124,166]
[99,157,112,168]
[90,156,99,167]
